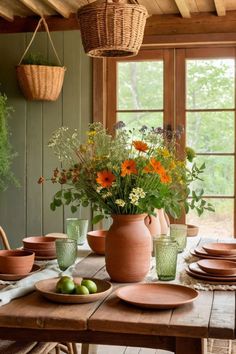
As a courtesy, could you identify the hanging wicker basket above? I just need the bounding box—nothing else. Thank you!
[16,18,66,101]
[77,0,148,58]
[16,65,65,101]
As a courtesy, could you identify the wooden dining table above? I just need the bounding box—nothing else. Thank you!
[0,237,235,354]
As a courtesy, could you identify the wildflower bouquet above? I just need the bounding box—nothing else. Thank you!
[39,122,214,223]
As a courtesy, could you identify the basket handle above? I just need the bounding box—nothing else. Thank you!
[18,17,62,66]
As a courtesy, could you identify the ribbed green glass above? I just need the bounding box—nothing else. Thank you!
[155,237,178,281]
[170,224,187,253]
[55,239,77,271]
[66,218,88,245]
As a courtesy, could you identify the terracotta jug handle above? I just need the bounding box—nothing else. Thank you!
[164,212,170,227]
[144,215,152,226]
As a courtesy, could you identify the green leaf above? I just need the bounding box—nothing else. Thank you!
[82,200,89,207]
[64,191,72,200]
[54,199,62,207]
[92,214,104,224]
[71,205,77,213]
[50,202,56,211]
[55,190,62,198]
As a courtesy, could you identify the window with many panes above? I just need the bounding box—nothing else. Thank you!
[95,47,236,237]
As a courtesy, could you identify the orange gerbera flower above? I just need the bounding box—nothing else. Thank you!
[143,164,153,174]
[133,140,148,152]
[160,172,172,184]
[121,159,137,177]
[150,158,165,175]
[96,170,116,188]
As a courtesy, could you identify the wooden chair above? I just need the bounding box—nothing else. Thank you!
[0,226,78,354]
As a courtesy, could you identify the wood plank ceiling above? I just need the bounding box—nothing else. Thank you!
[1,0,235,21]
[0,0,235,39]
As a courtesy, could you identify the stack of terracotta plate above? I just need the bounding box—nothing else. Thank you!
[187,242,236,283]
[190,242,236,261]
[22,236,57,260]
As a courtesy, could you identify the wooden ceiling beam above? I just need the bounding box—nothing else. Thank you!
[0,10,235,36]
[44,0,72,18]
[0,5,14,21]
[144,11,236,36]
[214,0,226,16]
[19,0,54,16]
[0,14,79,33]
[174,0,191,18]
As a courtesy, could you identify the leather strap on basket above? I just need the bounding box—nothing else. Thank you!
[18,17,62,66]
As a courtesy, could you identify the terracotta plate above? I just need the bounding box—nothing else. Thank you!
[190,248,236,262]
[187,264,236,283]
[0,264,42,281]
[202,243,236,256]
[116,283,198,309]
[35,277,113,304]
[197,259,236,276]
[189,263,236,279]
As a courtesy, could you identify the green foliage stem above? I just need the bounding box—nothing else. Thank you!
[0,94,18,191]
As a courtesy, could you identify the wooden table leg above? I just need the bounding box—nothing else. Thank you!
[81,344,89,354]
[176,337,203,354]
[201,338,208,354]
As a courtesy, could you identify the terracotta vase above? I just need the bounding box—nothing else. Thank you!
[145,209,170,237]
[105,214,152,282]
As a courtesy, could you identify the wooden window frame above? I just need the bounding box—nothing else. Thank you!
[93,49,175,133]
[93,46,236,235]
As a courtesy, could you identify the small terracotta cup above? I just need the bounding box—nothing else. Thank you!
[0,249,35,275]
[187,224,199,237]
[87,230,106,255]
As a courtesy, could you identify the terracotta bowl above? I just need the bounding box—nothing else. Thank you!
[22,247,56,257]
[87,230,106,255]
[0,249,35,275]
[187,224,199,237]
[23,236,57,250]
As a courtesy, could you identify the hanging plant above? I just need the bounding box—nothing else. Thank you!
[16,17,66,101]
[0,93,18,192]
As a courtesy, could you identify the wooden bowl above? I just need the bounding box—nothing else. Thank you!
[23,236,56,250]
[87,230,106,255]
[187,224,199,237]
[0,249,35,275]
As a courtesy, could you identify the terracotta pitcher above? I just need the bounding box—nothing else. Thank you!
[105,214,152,282]
[145,209,170,237]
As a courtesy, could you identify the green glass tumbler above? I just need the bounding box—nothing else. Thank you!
[155,237,178,281]
[66,218,88,245]
[170,224,187,253]
[55,239,77,271]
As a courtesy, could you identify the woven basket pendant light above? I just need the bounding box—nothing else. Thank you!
[77,0,148,58]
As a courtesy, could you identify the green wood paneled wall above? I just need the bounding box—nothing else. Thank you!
[0,31,92,248]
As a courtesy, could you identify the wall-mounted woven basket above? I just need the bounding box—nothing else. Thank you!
[77,0,148,58]
[16,18,66,101]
